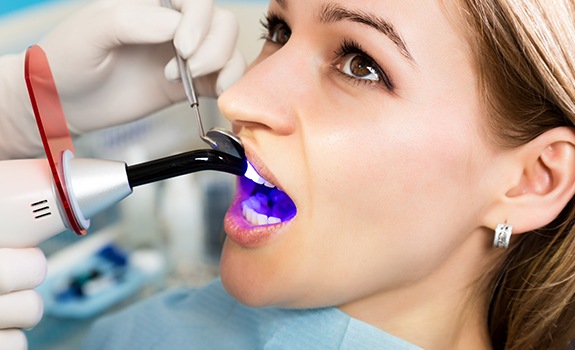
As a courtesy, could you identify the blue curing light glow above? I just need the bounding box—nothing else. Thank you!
[241,160,297,222]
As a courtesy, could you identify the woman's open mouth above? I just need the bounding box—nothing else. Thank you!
[240,161,297,226]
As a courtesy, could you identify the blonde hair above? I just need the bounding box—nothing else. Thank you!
[454,0,575,348]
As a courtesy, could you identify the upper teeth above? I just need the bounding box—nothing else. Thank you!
[245,161,275,188]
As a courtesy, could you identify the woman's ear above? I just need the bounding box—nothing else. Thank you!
[489,127,575,234]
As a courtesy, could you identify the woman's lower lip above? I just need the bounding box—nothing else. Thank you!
[224,191,290,248]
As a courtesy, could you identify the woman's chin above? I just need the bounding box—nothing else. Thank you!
[219,240,279,308]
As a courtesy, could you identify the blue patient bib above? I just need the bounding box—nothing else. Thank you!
[83,278,422,350]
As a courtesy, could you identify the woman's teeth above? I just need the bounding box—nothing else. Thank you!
[245,162,275,188]
[241,161,297,226]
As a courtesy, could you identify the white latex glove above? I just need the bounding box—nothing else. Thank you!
[0,248,46,350]
[41,0,246,133]
[0,0,245,159]
[0,53,41,160]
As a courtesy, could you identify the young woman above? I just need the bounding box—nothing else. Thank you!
[85,0,575,349]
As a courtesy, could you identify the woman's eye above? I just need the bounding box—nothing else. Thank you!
[333,39,394,91]
[269,23,291,45]
[338,54,381,82]
[261,14,291,46]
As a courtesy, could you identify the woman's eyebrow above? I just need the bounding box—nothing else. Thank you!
[317,3,415,63]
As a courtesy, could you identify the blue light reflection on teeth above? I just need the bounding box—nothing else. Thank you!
[244,161,260,182]
[244,161,275,188]
[241,160,297,225]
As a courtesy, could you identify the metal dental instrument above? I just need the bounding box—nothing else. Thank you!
[161,0,244,159]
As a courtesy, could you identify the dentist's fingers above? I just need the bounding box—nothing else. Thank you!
[102,4,181,47]
[165,48,245,96]
[0,290,44,329]
[185,8,240,77]
[171,0,215,57]
[0,329,27,350]
[164,57,181,82]
[42,1,182,49]
[0,248,46,294]
[165,7,239,81]
[215,49,246,96]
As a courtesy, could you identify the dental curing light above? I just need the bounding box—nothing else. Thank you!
[0,45,245,248]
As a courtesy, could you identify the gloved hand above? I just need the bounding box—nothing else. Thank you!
[0,0,245,159]
[41,0,246,133]
[0,248,46,350]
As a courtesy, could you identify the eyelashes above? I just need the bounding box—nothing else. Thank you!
[260,13,394,92]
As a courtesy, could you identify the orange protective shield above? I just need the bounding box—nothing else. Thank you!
[24,45,86,235]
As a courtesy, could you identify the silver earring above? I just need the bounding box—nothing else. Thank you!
[493,223,513,249]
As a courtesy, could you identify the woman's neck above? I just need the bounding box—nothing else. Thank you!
[339,231,497,350]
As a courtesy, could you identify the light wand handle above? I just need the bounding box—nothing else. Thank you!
[126,149,247,188]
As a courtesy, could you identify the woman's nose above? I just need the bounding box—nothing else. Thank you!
[217,45,308,136]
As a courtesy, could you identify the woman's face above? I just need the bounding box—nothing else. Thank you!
[218,0,500,312]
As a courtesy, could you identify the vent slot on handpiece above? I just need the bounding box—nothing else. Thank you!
[31,199,51,219]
